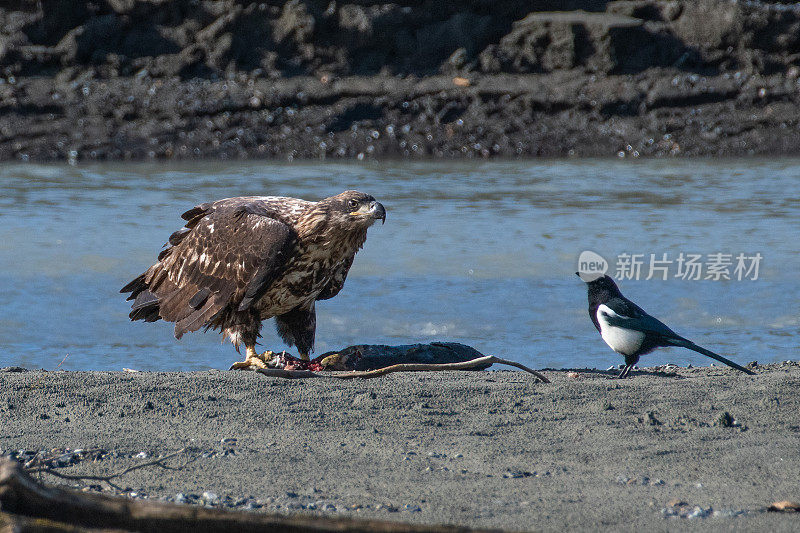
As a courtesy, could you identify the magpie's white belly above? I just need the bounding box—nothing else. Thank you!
[596,304,645,355]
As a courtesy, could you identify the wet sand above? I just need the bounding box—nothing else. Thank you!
[2,363,799,531]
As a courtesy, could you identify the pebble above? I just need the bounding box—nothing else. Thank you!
[54,452,75,466]
[503,470,533,479]
[663,501,746,519]
[616,475,663,486]
[313,500,337,512]
[687,506,711,519]
[375,504,399,512]
[713,509,747,518]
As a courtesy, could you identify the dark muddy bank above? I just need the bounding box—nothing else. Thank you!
[2,1,800,161]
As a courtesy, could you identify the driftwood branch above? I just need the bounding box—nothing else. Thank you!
[257,355,550,383]
[26,449,189,489]
[0,458,499,533]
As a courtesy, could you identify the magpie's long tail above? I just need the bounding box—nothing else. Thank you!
[667,338,756,375]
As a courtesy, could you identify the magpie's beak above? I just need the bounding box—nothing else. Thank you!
[370,201,386,224]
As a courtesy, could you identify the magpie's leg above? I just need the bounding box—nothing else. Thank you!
[618,364,633,379]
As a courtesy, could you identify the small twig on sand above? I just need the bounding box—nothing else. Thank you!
[26,448,189,489]
[257,355,550,383]
[28,353,70,390]
[53,353,70,370]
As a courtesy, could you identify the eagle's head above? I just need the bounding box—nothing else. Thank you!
[322,190,386,228]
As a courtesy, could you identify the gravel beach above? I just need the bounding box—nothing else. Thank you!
[2,363,799,531]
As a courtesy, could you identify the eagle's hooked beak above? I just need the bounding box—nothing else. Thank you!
[350,201,386,224]
[371,201,386,224]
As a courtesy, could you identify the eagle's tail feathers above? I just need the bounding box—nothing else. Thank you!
[130,305,160,322]
[131,289,158,311]
[157,247,172,261]
[146,269,169,293]
[120,273,146,295]
[122,272,163,321]
[174,295,225,339]
[128,289,160,322]
[158,284,194,322]
[188,288,211,309]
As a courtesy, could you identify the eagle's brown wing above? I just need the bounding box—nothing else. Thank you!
[122,198,297,338]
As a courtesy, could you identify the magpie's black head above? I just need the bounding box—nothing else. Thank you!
[575,273,623,304]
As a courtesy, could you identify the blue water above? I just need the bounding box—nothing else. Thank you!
[0,159,797,370]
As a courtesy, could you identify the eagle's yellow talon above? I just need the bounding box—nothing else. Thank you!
[230,347,276,370]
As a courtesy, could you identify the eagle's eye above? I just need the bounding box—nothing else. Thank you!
[347,199,359,209]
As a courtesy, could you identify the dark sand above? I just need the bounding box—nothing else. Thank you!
[2,363,799,531]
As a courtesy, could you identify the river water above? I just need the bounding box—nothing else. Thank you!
[1,159,797,371]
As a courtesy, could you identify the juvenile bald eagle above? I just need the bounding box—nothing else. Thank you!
[121,190,385,368]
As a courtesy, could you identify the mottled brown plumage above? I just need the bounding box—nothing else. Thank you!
[121,191,385,364]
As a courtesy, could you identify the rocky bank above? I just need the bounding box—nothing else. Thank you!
[2,0,800,161]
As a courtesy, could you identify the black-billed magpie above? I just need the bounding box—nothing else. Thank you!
[577,273,755,378]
